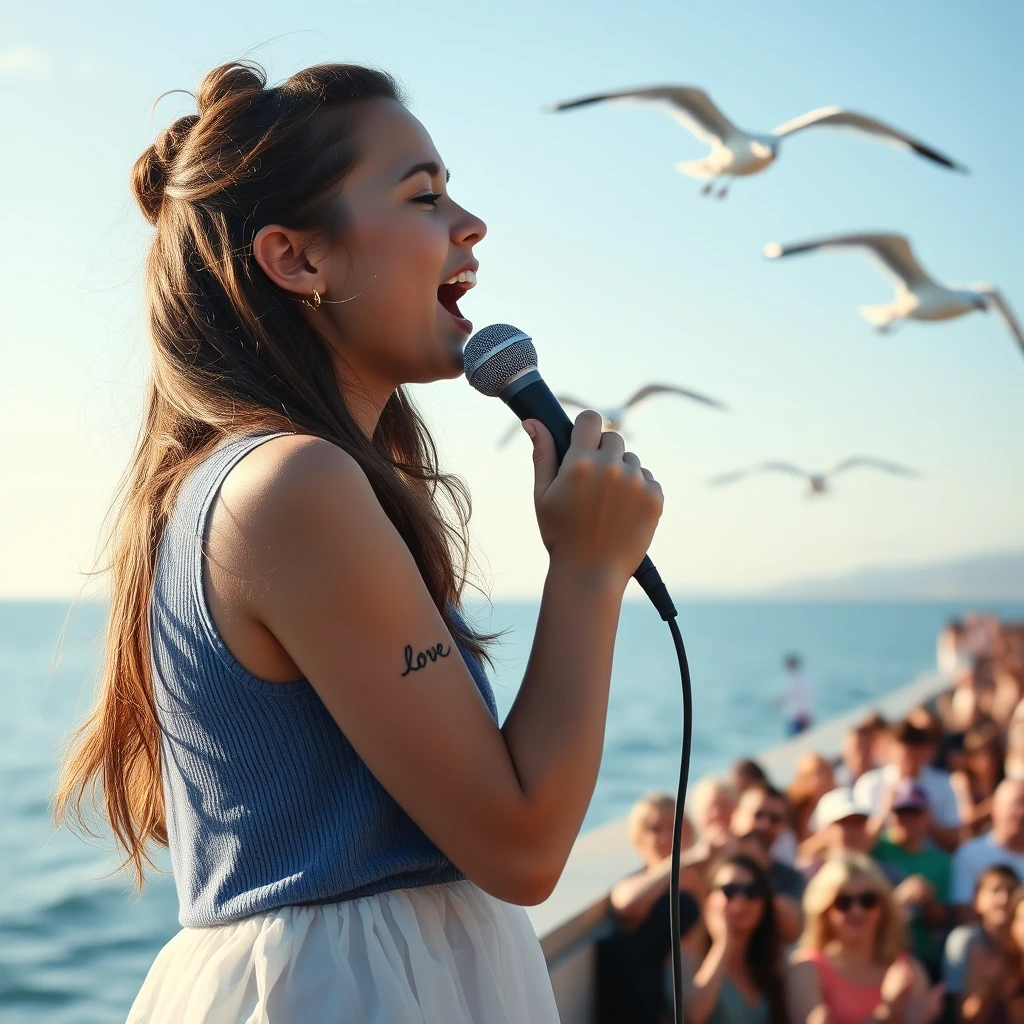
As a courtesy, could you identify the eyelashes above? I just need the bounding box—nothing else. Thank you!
[413,193,443,207]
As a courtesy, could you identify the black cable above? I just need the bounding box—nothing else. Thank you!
[666,614,693,1024]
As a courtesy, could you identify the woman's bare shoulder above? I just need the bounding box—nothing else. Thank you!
[221,434,375,529]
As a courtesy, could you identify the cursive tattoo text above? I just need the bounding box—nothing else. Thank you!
[401,642,452,677]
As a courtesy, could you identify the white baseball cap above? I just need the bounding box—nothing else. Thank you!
[814,787,871,830]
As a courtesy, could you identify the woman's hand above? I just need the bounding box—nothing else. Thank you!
[880,957,916,1011]
[526,413,663,585]
[905,983,945,1024]
[703,895,731,949]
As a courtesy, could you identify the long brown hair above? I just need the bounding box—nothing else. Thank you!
[54,60,490,888]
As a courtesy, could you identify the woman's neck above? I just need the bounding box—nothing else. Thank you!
[826,936,875,965]
[334,367,393,439]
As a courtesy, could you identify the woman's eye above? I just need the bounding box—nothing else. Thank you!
[414,193,443,207]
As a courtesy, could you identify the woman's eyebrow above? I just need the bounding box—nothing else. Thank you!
[397,160,450,185]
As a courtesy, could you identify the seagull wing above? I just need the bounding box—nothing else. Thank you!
[497,422,522,449]
[770,106,968,172]
[707,461,807,486]
[827,456,919,478]
[550,85,740,145]
[763,232,937,291]
[623,383,728,411]
[978,288,1024,359]
[555,394,589,411]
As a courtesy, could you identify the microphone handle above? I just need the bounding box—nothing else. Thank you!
[504,375,677,621]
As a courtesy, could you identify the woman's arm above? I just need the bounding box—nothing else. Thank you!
[222,418,662,906]
[961,946,1004,1024]
[684,941,731,1024]
[787,958,827,1024]
[610,858,674,931]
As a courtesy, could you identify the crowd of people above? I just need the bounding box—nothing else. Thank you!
[597,614,1024,1024]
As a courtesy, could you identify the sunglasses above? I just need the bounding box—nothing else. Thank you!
[832,891,882,913]
[754,809,785,825]
[717,882,765,901]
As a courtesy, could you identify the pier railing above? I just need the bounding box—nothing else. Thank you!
[525,671,948,1024]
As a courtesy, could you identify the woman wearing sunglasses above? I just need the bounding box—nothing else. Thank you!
[789,852,945,1024]
[682,853,788,1024]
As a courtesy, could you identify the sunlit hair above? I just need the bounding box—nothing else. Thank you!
[800,852,904,963]
[627,791,674,847]
[687,777,737,832]
[706,854,788,1024]
[787,753,835,839]
[54,60,491,889]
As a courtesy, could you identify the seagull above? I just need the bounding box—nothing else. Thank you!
[549,85,966,198]
[497,383,726,448]
[763,232,1024,358]
[707,457,918,496]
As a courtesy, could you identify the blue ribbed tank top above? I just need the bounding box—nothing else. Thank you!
[150,432,498,927]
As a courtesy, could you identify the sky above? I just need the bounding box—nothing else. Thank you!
[1,0,1022,600]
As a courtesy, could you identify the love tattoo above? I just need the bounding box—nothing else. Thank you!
[401,642,452,677]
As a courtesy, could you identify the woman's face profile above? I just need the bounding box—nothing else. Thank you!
[318,98,488,389]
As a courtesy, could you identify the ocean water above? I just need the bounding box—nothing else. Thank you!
[3,597,1023,1023]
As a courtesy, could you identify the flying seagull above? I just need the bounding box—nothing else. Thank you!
[549,85,966,198]
[763,233,1024,358]
[707,457,918,496]
[498,383,726,448]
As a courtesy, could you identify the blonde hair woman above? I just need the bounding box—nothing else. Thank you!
[788,852,944,1024]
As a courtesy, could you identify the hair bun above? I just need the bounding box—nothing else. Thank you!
[131,114,200,225]
[196,61,266,116]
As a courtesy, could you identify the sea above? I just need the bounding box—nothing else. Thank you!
[3,597,1023,1023]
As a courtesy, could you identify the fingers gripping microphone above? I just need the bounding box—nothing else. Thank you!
[463,324,677,622]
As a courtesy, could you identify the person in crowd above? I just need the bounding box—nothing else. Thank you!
[835,715,889,788]
[870,780,951,977]
[684,783,806,945]
[835,721,876,789]
[938,619,970,681]
[854,719,962,851]
[959,884,1024,1023]
[611,792,695,930]
[598,793,701,1024]
[688,779,740,856]
[787,852,945,1024]
[991,668,1023,733]
[952,780,1024,923]
[1006,712,1024,783]
[730,759,768,796]
[798,787,874,877]
[729,783,806,943]
[778,653,814,737]
[681,854,788,1024]
[951,722,1006,836]
[788,753,836,843]
[942,864,1020,1012]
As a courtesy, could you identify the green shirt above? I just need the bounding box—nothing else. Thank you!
[872,836,951,964]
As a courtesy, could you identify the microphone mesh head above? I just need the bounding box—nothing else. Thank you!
[463,324,538,398]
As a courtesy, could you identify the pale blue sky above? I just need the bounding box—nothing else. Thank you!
[2,0,1022,598]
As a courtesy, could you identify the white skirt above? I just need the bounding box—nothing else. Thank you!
[126,880,560,1023]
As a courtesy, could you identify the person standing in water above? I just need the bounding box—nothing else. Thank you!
[54,59,664,1023]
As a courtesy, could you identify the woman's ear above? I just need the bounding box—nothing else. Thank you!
[253,224,321,298]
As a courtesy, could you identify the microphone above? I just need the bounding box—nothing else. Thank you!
[463,324,676,621]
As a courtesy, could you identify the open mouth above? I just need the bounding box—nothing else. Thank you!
[437,282,469,321]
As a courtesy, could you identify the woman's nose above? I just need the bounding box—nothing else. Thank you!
[452,206,486,247]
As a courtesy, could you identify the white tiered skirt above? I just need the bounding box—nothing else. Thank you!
[126,879,560,1023]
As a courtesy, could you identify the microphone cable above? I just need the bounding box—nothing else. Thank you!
[461,323,695,1021]
[665,613,693,1024]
